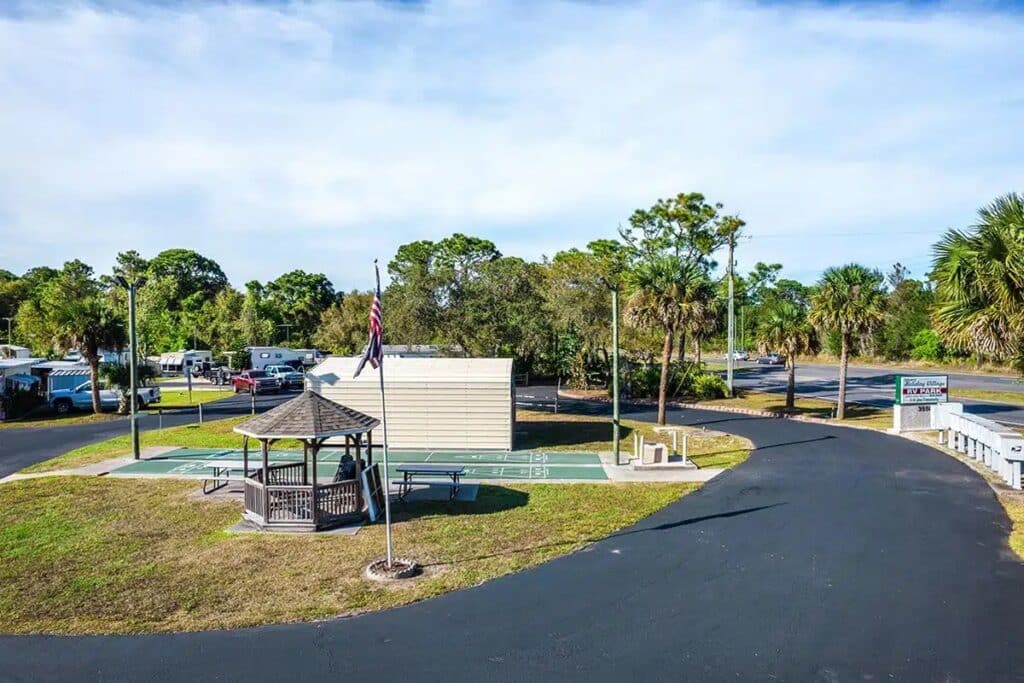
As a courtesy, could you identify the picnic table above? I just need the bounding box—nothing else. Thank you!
[202,464,235,494]
[394,463,465,501]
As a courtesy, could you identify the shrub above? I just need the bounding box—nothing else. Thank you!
[910,328,944,362]
[691,372,727,400]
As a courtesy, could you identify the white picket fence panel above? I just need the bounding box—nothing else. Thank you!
[932,403,1024,489]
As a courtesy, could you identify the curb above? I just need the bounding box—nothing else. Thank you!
[556,390,883,433]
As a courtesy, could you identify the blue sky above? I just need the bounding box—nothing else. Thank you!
[1,0,1022,289]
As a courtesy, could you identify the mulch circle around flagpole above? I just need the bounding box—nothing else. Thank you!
[365,557,421,581]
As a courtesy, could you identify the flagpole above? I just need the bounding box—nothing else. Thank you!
[374,262,395,568]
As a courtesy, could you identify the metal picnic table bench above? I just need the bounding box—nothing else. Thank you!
[200,463,251,494]
[393,463,465,501]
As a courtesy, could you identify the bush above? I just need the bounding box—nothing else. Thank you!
[1,385,44,420]
[691,372,727,400]
[622,361,706,399]
[910,328,944,362]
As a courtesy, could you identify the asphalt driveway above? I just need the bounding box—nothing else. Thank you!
[3,397,1023,681]
[0,392,293,478]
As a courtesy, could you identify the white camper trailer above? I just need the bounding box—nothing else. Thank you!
[305,357,514,451]
[247,346,304,370]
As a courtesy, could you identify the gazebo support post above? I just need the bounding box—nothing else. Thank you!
[261,438,270,523]
[311,441,320,528]
[242,436,249,478]
[355,436,363,511]
[367,429,374,467]
[302,441,309,485]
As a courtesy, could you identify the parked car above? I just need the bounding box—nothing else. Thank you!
[264,364,304,390]
[50,381,161,415]
[231,370,281,394]
[725,350,750,361]
[756,353,784,365]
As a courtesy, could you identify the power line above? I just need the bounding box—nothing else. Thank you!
[744,229,939,240]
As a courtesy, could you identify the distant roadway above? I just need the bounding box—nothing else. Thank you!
[0,392,293,479]
[728,361,1024,426]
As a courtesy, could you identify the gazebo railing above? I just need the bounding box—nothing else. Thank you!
[244,473,361,528]
[249,462,306,486]
[316,480,361,521]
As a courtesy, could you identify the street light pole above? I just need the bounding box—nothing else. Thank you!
[2,316,12,345]
[611,286,621,465]
[128,283,140,459]
[116,276,145,459]
[727,237,736,397]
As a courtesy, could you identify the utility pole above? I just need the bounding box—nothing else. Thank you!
[2,316,12,345]
[278,323,293,345]
[116,276,146,459]
[727,236,736,396]
[611,286,621,465]
[719,216,744,397]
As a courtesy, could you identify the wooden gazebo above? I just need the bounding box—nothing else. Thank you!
[234,390,380,532]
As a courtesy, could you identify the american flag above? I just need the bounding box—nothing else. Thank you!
[354,262,384,378]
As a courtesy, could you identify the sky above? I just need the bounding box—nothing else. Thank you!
[1,0,1023,290]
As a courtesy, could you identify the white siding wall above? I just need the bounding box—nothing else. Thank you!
[306,358,513,451]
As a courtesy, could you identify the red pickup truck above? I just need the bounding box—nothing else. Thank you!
[231,370,281,394]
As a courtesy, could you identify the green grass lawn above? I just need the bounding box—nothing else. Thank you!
[20,416,283,474]
[148,389,235,409]
[24,409,753,474]
[0,476,693,634]
[516,409,752,469]
[696,390,893,431]
[950,388,1024,406]
[0,411,122,431]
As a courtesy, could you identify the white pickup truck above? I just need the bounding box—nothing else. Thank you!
[49,381,161,414]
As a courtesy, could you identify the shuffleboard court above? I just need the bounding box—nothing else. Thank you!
[110,447,607,481]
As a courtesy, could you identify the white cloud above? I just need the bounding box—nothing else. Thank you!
[0,0,1022,288]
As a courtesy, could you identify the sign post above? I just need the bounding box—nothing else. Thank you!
[893,375,949,432]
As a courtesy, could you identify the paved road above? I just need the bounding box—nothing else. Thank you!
[729,361,1024,425]
[0,392,293,479]
[3,394,1024,681]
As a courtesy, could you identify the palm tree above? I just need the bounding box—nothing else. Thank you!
[758,301,816,410]
[809,264,885,419]
[931,193,1024,367]
[625,257,707,424]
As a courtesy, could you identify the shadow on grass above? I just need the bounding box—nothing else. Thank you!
[391,485,530,522]
[420,501,785,566]
[515,420,635,450]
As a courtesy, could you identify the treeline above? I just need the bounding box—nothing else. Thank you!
[2,190,1022,423]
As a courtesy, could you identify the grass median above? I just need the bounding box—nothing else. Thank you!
[696,390,893,431]
[0,476,693,634]
[146,389,235,409]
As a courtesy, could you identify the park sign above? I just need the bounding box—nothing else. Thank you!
[894,375,948,405]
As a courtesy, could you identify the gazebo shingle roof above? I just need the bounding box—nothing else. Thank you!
[233,390,379,439]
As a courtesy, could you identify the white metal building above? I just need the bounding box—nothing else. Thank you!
[305,357,514,451]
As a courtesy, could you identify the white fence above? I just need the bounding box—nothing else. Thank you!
[932,403,1024,489]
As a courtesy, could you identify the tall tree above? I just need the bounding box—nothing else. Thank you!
[146,248,228,307]
[544,239,629,384]
[264,270,337,346]
[809,264,886,419]
[931,193,1024,367]
[16,261,125,412]
[621,192,729,424]
[758,301,817,410]
[313,291,375,355]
